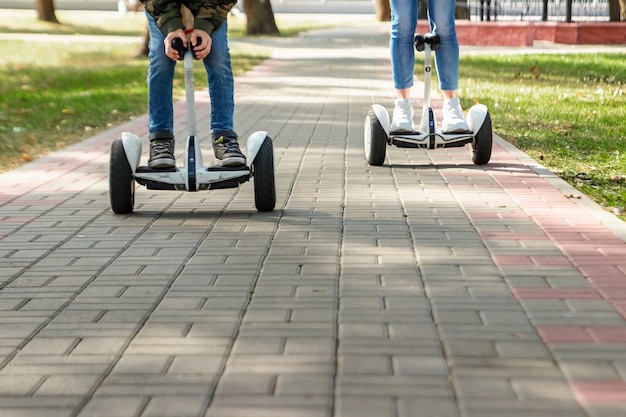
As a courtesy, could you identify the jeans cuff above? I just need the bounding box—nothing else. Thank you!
[212,130,238,140]
[149,131,174,141]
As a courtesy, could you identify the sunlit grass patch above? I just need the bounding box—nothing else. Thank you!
[456,53,626,216]
[0,39,265,171]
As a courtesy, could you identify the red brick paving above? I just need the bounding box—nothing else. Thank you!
[571,381,626,403]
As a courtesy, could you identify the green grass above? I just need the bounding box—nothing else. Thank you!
[0,10,369,171]
[453,53,626,216]
[0,9,345,38]
[0,9,147,36]
[0,39,265,171]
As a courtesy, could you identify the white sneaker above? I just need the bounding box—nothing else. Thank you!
[390,98,414,133]
[441,98,469,133]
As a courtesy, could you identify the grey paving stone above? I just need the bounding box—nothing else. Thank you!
[585,403,626,417]
[205,404,330,417]
[396,397,460,417]
[559,360,623,380]
[335,395,394,417]
[527,310,626,326]
[215,373,275,395]
[141,395,207,417]
[35,375,101,396]
[275,374,333,395]
[337,374,453,397]
[76,396,147,417]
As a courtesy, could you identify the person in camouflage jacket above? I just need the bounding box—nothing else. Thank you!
[140,0,246,169]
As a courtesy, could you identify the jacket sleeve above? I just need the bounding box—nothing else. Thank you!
[186,0,237,35]
[141,0,185,34]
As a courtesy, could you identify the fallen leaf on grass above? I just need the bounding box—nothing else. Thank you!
[529,65,540,79]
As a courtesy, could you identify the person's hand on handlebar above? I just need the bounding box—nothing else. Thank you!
[164,29,187,60]
[188,29,212,60]
[164,29,212,61]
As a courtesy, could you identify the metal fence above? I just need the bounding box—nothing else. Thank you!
[468,0,610,21]
[268,0,611,22]
[0,0,612,20]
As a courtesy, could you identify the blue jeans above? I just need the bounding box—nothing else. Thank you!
[390,0,459,91]
[146,11,236,139]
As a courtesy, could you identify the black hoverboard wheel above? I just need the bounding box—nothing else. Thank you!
[364,109,387,166]
[252,136,276,212]
[472,112,493,165]
[109,139,135,214]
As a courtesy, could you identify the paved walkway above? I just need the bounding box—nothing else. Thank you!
[2,20,626,417]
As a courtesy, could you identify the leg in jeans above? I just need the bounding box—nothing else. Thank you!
[146,11,176,168]
[427,0,459,92]
[389,0,417,92]
[146,11,175,137]
[390,0,461,92]
[389,0,418,132]
[202,21,235,138]
[203,22,245,166]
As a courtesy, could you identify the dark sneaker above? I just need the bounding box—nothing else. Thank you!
[213,135,246,167]
[148,138,175,169]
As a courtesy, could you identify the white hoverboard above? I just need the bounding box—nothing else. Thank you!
[364,33,492,166]
[109,38,276,214]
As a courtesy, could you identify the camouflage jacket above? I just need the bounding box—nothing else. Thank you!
[141,0,236,35]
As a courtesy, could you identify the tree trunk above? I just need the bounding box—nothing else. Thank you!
[135,27,150,58]
[456,0,470,19]
[374,0,390,21]
[418,0,427,19]
[127,2,149,58]
[36,0,60,24]
[609,0,618,20]
[609,0,625,20]
[244,0,279,36]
